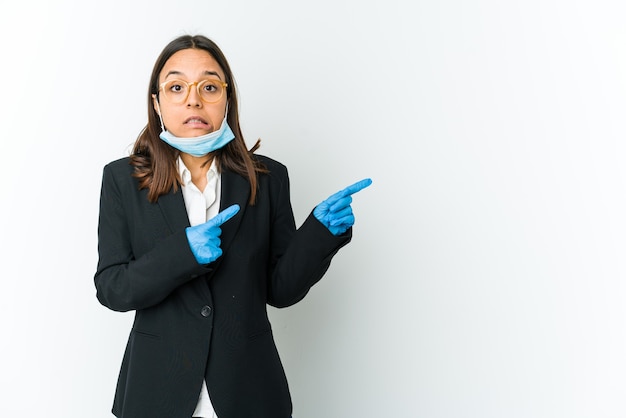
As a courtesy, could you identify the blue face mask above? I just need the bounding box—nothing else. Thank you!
[156,104,235,157]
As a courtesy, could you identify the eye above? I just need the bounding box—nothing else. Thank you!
[164,80,187,95]
[202,81,219,93]
[170,83,184,93]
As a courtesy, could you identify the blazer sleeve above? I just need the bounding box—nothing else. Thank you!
[94,161,211,312]
[265,163,352,308]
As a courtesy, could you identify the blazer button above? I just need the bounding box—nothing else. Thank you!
[201,305,212,317]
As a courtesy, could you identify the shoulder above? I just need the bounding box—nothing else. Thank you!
[103,156,133,173]
[253,154,288,176]
[100,157,136,190]
[251,154,292,197]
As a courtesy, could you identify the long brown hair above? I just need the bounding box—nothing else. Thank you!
[131,35,266,204]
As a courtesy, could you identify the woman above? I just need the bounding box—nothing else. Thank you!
[95,34,371,418]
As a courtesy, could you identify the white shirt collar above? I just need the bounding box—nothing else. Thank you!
[177,156,218,187]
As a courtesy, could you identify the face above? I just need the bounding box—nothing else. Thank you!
[153,48,227,138]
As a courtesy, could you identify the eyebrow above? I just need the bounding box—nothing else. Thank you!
[164,70,223,80]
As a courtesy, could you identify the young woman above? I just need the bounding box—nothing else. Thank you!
[95,34,371,418]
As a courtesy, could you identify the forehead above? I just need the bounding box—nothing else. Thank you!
[160,48,225,80]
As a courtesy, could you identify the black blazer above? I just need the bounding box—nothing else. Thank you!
[95,155,351,418]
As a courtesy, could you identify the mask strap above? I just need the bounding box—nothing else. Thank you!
[154,99,166,132]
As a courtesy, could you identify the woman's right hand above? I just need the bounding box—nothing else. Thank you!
[185,204,240,264]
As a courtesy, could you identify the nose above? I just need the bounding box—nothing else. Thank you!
[186,82,202,107]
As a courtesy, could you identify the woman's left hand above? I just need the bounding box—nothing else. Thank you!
[313,178,372,236]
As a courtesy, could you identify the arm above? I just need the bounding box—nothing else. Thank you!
[265,168,356,308]
[94,163,210,312]
[267,213,352,308]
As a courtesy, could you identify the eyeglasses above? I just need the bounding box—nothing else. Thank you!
[158,78,228,104]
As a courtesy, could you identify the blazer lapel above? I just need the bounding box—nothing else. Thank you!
[157,188,190,234]
[218,169,250,254]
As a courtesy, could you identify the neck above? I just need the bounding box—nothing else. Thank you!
[181,152,215,191]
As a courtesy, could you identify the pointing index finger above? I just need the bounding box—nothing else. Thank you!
[207,204,240,228]
[339,178,373,198]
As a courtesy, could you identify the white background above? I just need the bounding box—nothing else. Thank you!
[1,0,625,417]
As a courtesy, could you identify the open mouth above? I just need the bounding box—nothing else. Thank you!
[184,116,210,127]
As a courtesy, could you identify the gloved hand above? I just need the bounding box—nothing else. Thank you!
[313,178,372,236]
[186,204,240,264]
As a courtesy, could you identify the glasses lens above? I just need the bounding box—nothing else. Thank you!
[162,80,189,104]
[198,79,225,103]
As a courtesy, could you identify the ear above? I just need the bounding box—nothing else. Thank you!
[152,94,160,116]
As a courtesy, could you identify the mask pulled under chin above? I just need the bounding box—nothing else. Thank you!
[159,115,236,157]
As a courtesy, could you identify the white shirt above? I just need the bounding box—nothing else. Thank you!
[177,156,220,418]
[179,157,221,228]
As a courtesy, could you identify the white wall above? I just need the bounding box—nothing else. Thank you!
[1,0,625,417]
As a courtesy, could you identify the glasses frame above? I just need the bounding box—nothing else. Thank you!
[158,78,228,104]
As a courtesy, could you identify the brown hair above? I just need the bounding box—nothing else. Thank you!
[130,34,266,204]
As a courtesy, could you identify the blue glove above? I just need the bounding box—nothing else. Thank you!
[186,204,240,264]
[313,178,372,236]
